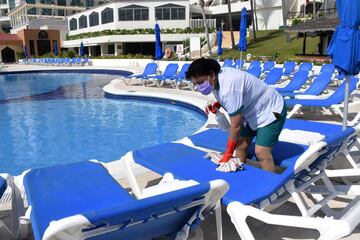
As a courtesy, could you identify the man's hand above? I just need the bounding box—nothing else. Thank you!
[216,158,244,172]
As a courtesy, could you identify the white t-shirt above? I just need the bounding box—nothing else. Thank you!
[213,67,284,130]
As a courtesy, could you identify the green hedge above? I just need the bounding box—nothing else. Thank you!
[66,27,216,41]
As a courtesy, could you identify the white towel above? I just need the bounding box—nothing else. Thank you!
[279,129,325,145]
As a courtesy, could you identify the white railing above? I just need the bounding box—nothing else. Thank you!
[190,19,216,29]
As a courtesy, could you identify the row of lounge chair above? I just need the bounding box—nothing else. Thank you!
[20,57,89,66]
[1,118,359,239]
[122,61,359,126]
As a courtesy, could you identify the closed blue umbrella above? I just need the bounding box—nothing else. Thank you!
[327,0,360,129]
[80,42,84,57]
[53,41,58,56]
[23,45,27,59]
[155,23,164,60]
[238,7,248,65]
[217,28,223,57]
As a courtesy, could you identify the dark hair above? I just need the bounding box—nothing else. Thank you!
[185,58,221,80]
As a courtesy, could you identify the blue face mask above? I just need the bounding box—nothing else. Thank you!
[196,77,213,95]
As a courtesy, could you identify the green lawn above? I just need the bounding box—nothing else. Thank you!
[220,30,321,63]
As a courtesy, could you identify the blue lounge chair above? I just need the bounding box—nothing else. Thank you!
[281,72,333,98]
[123,62,157,85]
[164,63,192,89]
[222,59,233,68]
[122,124,360,240]
[22,160,228,240]
[145,63,179,87]
[262,60,275,72]
[298,62,313,72]
[319,63,335,74]
[283,61,296,76]
[246,66,262,78]
[263,68,283,85]
[248,60,261,70]
[275,70,309,93]
[0,174,24,239]
[81,58,89,66]
[232,59,245,69]
[286,77,360,125]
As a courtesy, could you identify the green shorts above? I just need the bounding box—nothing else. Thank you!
[240,103,287,147]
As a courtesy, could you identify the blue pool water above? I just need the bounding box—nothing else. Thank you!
[0,72,207,175]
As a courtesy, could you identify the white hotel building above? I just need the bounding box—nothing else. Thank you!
[7,0,327,58]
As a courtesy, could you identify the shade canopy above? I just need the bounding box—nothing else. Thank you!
[155,23,164,60]
[238,7,248,52]
[217,28,223,56]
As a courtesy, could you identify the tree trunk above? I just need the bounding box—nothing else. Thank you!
[282,0,291,42]
[227,0,236,49]
[253,0,258,31]
[250,0,256,42]
[199,0,212,57]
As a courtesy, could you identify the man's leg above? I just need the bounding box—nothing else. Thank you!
[235,137,253,163]
[255,145,274,172]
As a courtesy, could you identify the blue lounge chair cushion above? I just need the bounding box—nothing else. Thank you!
[283,61,296,76]
[281,72,333,98]
[246,66,262,78]
[0,177,7,197]
[298,62,313,72]
[264,68,283,85]
[131,63,157,78]
[24,161,213,240]
[262,61,275,72]
[24,161,135,240]
[133,143,295,206]
[284,119,355,145]
[276,71,309,92]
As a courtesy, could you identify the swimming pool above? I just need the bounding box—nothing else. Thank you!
[0,71,207,175]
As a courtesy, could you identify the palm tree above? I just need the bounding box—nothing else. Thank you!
[199,0,212,57]
[227,0,236,49]
[250,0,256,42]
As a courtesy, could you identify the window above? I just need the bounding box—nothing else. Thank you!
[79,15,87,29]
[40,0,53,15]
[118,5,148,21]
[71,0,81,6]
[69,18,77,30]
[86,0,94,7]
[38,30,48,39]
[155,4,185,20]
[57,0,66,15]
[108,44,114,54]
[101,8,113,24]
[26,0,36,14]
[89,12,99,26]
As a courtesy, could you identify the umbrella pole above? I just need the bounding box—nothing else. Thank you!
[342,75,350,130]
[240,51,243,69]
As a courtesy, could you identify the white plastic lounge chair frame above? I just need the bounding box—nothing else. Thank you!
[287,81,360,126]
[121,134,360,240]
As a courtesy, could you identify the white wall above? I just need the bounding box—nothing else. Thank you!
[67,0,190,36]
[62,33,205,48]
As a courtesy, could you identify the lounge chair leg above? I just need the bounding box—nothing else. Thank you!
[120,152,143,198]
[215,201,223,240]
[287,104,301,119]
